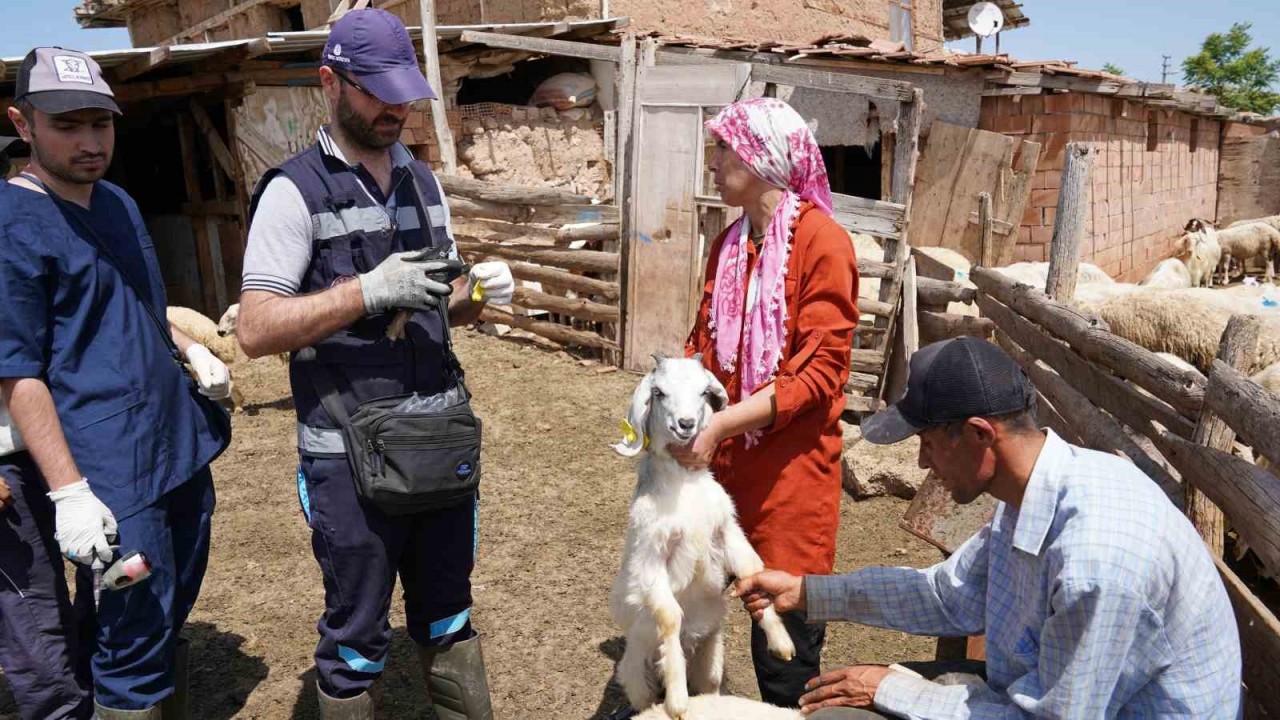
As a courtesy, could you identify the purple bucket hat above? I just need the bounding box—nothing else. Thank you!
[322,8,436,104]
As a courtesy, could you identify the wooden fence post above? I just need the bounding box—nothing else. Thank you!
[1188,314,1261,557]
[978,191,994,268]
[420,0,458,174]
[1044,143,1095,301]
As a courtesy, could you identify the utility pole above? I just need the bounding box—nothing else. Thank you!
[1161,54,1172,84]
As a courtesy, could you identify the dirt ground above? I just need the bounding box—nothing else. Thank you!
[0,330,939,720]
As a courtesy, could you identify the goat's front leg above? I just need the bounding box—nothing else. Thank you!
[617,625,658,712]
[647,584,689,720]
[722,524,796,662]
[688,623,725,696]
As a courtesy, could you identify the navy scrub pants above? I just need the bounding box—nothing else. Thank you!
[93,466,216,710]
[298,456,478,699]
[0,452,95,720]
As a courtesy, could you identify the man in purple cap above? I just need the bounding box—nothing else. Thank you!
[0,47,233,720]
[237,9,509,719]
[731,338,1241,719]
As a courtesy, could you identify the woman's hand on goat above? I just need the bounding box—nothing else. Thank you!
[668,415,725,470]
[798,665,893,715]
[731,569,805,619]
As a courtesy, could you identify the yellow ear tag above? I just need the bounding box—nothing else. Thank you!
[620,419,648,448]
[471,282,485,302]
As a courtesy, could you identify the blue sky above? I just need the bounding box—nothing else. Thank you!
[1,0,1277,88]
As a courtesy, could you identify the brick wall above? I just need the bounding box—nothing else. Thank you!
[980,93,1220,282]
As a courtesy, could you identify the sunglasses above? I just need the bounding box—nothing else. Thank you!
[334,70,377,99]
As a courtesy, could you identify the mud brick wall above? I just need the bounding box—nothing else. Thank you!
[981,93,1220,282]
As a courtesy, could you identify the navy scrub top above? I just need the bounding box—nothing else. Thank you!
[0,179,229,519]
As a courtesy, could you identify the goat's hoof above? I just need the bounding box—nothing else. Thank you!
[664,688,689,719]
[768,636,796,662]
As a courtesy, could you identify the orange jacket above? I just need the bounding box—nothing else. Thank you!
[686,203,860,575]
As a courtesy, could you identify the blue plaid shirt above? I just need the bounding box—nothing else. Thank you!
[807,431,1241,718]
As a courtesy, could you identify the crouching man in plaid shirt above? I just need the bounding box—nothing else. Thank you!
[734,337,1242,719]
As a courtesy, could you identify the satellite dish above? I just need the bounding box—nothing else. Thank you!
[967,2,1005,38]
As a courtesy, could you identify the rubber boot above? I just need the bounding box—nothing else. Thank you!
[92,703,162,719]
[317,685,376,720]
[159,637,190,720]
[419,635,495,720]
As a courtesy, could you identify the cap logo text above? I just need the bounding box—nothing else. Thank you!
[53,56,94,85]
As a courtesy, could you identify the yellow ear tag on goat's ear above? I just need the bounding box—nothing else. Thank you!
[620,419,648,448]
[471,282,485,302]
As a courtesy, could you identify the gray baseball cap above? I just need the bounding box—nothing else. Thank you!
[15,47,121,116]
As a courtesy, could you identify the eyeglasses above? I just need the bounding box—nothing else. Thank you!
[334,71,376,99]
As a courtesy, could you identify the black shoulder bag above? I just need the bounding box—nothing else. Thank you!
[298,257,482,516]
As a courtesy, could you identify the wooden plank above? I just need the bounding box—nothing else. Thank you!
[654,49,914,102]
[1045,144,1095,301]
[970,267,1206,419]
[874,87,922,367]
[1214,555,1280,715]
[995,328,1183,502]
[911,248,956,282]
[977,293,1197,444]
[1188,316,1262,557]
[858,261,896,279]
[977,191,994,267]
[162,0,278,45]
[615,32,638,366]
[843,392,885,413]
[456,250,620,299]
[830,192,906,241]
[902,257,919,358]
[916,277,976,306]
[992,136,1040,267]
[509,286,619,323]
[181,200,241,216]
[857,297,894,318]
[1204,360,1280,472]
[447,195,619,225]
[437,174,597,205]
[421,0,457,173]
[177,114,218,317]
[919,310,993,343]
[851,348,886,375]
[481,307,618,350]
[459,30,623,62]
[556,223,620,244]
[1151,428,1280,574]
[454,240,618,274]
[189,101,241,184]
[908,120,971,256]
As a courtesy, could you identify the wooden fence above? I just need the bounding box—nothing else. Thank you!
[440,175,622,354]
[972,265,1280,714]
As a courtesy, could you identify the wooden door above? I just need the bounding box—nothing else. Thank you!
[622,63,750,371]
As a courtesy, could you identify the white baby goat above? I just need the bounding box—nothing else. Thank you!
[610,354,795,720]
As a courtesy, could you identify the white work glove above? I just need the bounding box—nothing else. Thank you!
[359,250,456,313]
[184,344,232,400]
[48,480,118,566]
[468,261,515,305]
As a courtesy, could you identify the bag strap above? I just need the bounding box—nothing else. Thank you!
[23,173,185,365]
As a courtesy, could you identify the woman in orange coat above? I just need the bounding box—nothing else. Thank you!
[671,98,859,708]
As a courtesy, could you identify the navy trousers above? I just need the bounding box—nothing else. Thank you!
[93,467,216,710]
[298,456,478,698]
[0,452,95,720]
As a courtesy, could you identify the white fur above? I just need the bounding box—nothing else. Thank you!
[1139,258,1193,289]
[633,694,802,720]
[610,356,795,720]
[1175,228,1222,288]
[167,305,244,412]
[1210,222,1280,284]
[216,303,289,365]
[994,261,1115,289]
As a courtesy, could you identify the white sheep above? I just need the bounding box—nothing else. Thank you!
[216,303,289,365]
[610,355,795,720]
[1078,289,1280,374]
[1139,258,1193,289]
[1252,362,1280,479]
[633,694,801,720]
[1176,228,1222,288]
[1228,215,1280,233]
[994,261,1115,289]
[167,306,244,413]
[1212,222,1280,284]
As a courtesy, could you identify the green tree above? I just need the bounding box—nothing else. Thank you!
[1182,22,1280,114]
[1101,62,1125,76]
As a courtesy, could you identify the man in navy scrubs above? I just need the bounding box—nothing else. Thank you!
[0,47,232,719]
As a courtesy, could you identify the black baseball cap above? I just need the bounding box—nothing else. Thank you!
[15,47,121,116]
[861,337,1036,445]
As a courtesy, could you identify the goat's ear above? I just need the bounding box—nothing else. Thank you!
[611,372,654,457]
[651,351,669,368]
[703,369,729,412]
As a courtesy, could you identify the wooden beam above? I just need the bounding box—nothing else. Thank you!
[510,287,618,323]
[556,223,620,244]
[188,101,241,185]
[982,87,1045,96]
[1187,316,1262,557]
[448,195,619,225]
[438,174,597,205]
[1203,360,1280,472]
[459,30,623,62]
[181,200,241,216]
[970,267,1206,419]
[1044,143,1094,301]
[421,0,458,174]
[162,0,277,46]
[919,310,993,343]
[654,47,915,102]
[917,277,976,306]
[876,87,923,398]
[454,240,618,274]
[857,297,895,318]
[851,348,886,375]
[111,46,170,82]
[177,114,219,317]
[480,307,618,350]
[902,257,919,358]
[977,191,995,267]
[858,260,896,279]
[831,193,907,241]
[1214,554,1280,715]
[503,261,619,300]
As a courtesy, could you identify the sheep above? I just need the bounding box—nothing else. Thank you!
[216,303,289,365]
[1228,215,1280,233]
[1252,362,1280,479]
[1139,258,1193,289]
[1078,289,1280,375]
[1212,222,1280,284]
[610,355,795,720]
[1176,227,1222,288]
[633,695,801,720]
[994,261,1115,289]
[167,306,245,413]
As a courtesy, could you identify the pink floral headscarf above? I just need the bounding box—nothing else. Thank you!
[704,99,832,422]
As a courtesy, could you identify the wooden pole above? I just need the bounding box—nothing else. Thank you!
[1187,314,1261,558]
[419,0,457,174]
[1044,143,1095,301]
[978,191,994,268]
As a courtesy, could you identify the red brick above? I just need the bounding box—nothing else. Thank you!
[1044,172,1062,190]
[993,114,1032,134]
[1031,187,1060,208]
[1022,204,1042,226]
[1033,115,1074,134]
[1043,207,1057,227]
[1032,225,1054,244]
[1044,94,1073,114]
[1022,95,1046,115]
[1019,225,1033,245]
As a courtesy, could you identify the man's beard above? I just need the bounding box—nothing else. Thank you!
[336,92,405,150]
[31,132,109,185]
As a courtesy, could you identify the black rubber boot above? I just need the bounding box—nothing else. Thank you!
[159,637,190,720]
[419,635,495,720]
